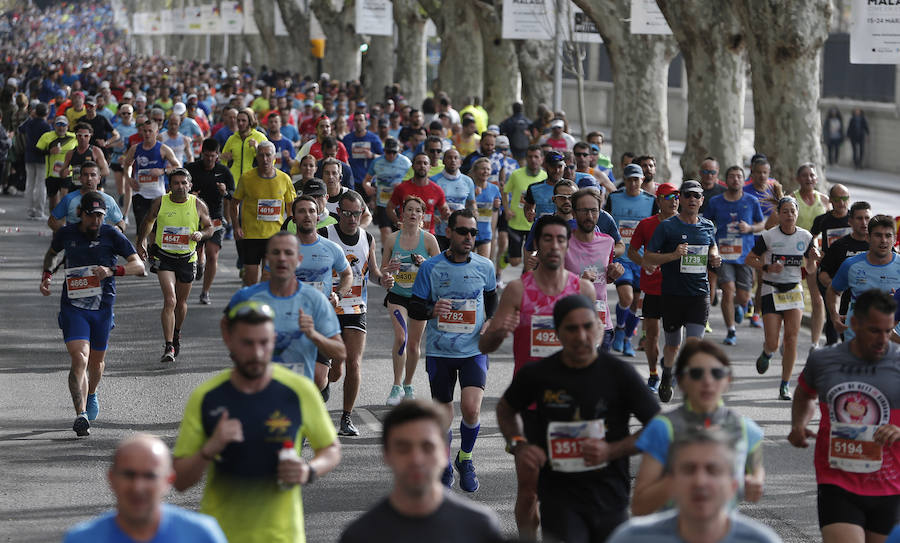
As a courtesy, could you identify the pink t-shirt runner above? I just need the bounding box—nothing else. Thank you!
[565,231,616,331]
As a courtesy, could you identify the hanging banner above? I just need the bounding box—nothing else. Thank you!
[159,9,175,34]
[243,0,259,35]
[572,5,602,43]
[148,11,164,35]
[172,8,188,35]
[629,0,672,35]
[221,2,244,35]
[355,0,393,36]
[850,0,900,64]
[274,2,288,36]
[185,5,205,35]
[203,5,222,35]
[132,12,148,35]
[502,0,554,40]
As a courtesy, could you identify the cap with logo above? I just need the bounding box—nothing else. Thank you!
[301,178,327,197]
[545,151,565,165]
[80,191,107,215]
[623,164,643,178]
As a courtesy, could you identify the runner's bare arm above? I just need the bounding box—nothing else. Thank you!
[194,198,215,241]
[478,280,522,354]
[136,197,163,258]
[788,385,818,448]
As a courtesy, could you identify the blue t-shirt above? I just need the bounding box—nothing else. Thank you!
[343,130,384,186]
[606,189,656,264]
[63,503,227,543]
[52,191,124,226]
[431,171,476,237]
[295,236,349,296]
[831,253,900,340]
[411,252,497,358]
[647,215,717,296]
[213,126,234,149]
[704,193,764,265]
[368,154,412,208]
[228,281,340,378]
[523,180,557,219]
[743,181,776,217]
[607,509,780,543]
[474,182,501,242]
[51,223,136,310]
[179,118,204,140]
[269,137,295,175]
[575,171,597,188]
[280,123,301,144]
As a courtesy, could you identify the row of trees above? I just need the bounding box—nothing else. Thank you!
[125,0,834,190]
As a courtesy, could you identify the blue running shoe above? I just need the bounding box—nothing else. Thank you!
[622,338,635,357]
[612,328,626,352]
[750,314,762,328]
[86,393,99,421]
[455,453,479,492]
[647,374,660,393]
[441,462,454,488]
[723,330,737,346]
[735,304,745,324]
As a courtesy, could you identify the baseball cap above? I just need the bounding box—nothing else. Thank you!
[656,183,678,196]
[80,191,107,215]
[487,124,500,135]
[54,116,69,126]
[134,94,147,103]
[624,164,643,178]
[84,95,97,106]
[680,180,704,194]
[545,151,565,165]
[122,90,134,99]
[172,102,187,116]
[550,119,564,129]
[301,178,327,197]
[383,137,400,152]
[99,81,110,89]
[496,135,510,148]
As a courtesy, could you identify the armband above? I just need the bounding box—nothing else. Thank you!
[42,270,53,281]
[115,265,126,276]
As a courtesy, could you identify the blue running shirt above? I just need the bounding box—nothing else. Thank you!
[295,236,349,296]
[368,154,412,208]
[704,193,764,264]
[831,253,900,340]
[430,171,476,237]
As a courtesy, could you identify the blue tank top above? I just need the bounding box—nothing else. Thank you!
[133,141,166,199]
[389,230,428,298]
[607,189,656,263]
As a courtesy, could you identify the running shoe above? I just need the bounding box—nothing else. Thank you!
[705,321,713,334]
[199,291,211,305]
[622,338,635,357]
[779,383,792,401]
[612,328,626,352]
[386,385,404,406]
[73,414,90,437]
[455,453,479,492]
[647,374,660,393]
[734,304,745,324]
[442,462,454,488]
[658,373,674,403]
[750,314,762,328]
[160,345,175,364]
[403,384,415,400]
[756,352,770,374]
[723,330,737,346]
[86,393,99,421]
[338,413,359,436]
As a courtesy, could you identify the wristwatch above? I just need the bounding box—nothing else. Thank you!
[505,436,528,455]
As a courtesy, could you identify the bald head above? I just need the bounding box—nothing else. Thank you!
[113,433,172,472]
[108,433,174,528]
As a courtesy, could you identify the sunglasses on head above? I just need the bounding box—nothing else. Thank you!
[661,193,679,201]
[453,226,478,237]
[684,366,731,381]
[833,195,850,202]
[226,300,275,321]
[682,192,703,200]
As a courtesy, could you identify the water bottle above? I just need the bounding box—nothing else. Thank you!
[278,440,300,490]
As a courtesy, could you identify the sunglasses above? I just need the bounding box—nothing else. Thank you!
[684,366,731,381]
[833,195,850,202]
[574,152,590,157]
[552,194,572,200]
[699,169,717,175]
[339,209,363,218]
[453,226,478,237]
[681,192,703,200]
[661,193,679,201]
[226,300,275,321]
[427,148,442,154]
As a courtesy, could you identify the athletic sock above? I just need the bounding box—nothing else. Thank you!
[649,370,659,376]
[625,311,640,337]
[459,420,480,458]
[781,380,789,388]
[728,326,736,332]
[616,304,628,328]
[764,351,774,359]
[165,341,173,350]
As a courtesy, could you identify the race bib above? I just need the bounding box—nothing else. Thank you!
[211,218,224,231]
[680,245,709,273]
[447,201,465,212]
[437,298,477,333]
[618,219,639,245]
[161,225,191,252]
[826,227,852,248]
[423,213,433,230]
[336,274,364,310]
[476,201,493,223]
[829,423,883,473]
[70,165,82,185]
[257,199,282,222]
[595,299,608,327]
[137,168,156,184]
[301,281,325,294]
[65,266,102,299]
[351,141,370,159]
[773,284,804,311]
[393,260,417,290]
[547,419,606,473]
[719,237,742,261]
[530,314,560,357]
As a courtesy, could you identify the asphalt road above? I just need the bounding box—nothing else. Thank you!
[3,184,900,542]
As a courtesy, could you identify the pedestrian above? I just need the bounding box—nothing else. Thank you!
[847,108,869,169]
[824,107,843,165]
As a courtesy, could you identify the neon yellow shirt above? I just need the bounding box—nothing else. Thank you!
[233,168,296,240]
[222,129,268,186]
[504,167,547,231]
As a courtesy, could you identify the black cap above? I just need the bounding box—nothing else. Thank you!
[301,178,327,197]
[680,180,703,194]
[80,191,107,215]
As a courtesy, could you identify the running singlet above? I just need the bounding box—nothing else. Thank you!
[512,271,581,372]
[793,190,828,231]
[389,230,428,298]
[647,215,717,296]
[743,181,776,217]
[751,226,813,299]
[172,365,337,543]
[295,236,349,297]
[606,189,656,264]
[368,154,411,208]
[163,132,189,165]
[155,194,200,262]
[67,145,94,187]
[799,342,900,496]
[431,171,475,237]
[411,252,496,358]
[52,191,124,226]
[133,141,167,199]
[228,281,340,379]
[704,193,764,265]
[324,224,372,315]
[630,215,663,295]
[564,231,616,330]
[474,183,501,242]
[830,253,900,340]
[51,223,136,310]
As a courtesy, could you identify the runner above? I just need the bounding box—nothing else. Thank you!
[36,115,76,211]
[644,180,721,403]
[409,209,497,492]
[161,113,193,166]
[221,108,267,187]
[470,157,501,258]
[811,185,855,345]
[137,168,215,364]
[431,148,475,250]
[380,195,441,406]
[342,110,383,194]
[60,122,109,191]
[745,196,818,400]
[790,289,900,543]
[186,138,235,305]
[49,160,125,233]
[387,153,448,235]
[496,294,660,542]
[503,144,547,268]
[698,157,726,308]
[523,150,565,224]
[39,191,145,436]
[110,103,137,222]
[321,157,372,227]
[704,165,765,346]
[605,163,656,357]
[322,190,391,437]
[121,120,181,236]
[628,183,680,391]
[743,157,779,328]
[361,137,411,247]
[479,214,595,539]
[792,163,830,350]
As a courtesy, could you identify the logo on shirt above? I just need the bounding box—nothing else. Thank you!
[827,382,889,426]
[543,389,574,409]
[264,410,293,437]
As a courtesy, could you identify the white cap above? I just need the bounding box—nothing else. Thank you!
[496,135,510,147]
[172,102,187,116]
[99,81,110,89]
[550,119,564,129]
[122,90,134,99]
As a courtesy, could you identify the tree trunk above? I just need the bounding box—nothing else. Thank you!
[657,0,745,181]
[251,0,281,67]
[361,35,394,102]
[275,0,315,77]
[515,39,553,120]
[392,0,427,106]
[572,0,677,181]
[736,0,832,192]
[478,0,519,122]
[420,0,484,107]
[311,0,361,82]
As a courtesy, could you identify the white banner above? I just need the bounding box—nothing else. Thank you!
[185,5,205,35]
[159,9,174,34]
[572,5,602,43]
[221,2,244,35]
[629,0,672,35]
[132,12,147,35]
[172,8,188,35]
[502,0,554,40]
[148,11,164,35]
[850,0,900,64]
[356,0,393,36]
[243,0,259,35]
[274,2,288,36]
[203,5,222,35]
